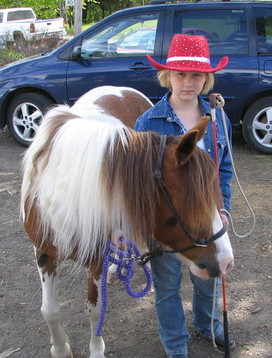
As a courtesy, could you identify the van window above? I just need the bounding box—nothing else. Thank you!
[7,10,35,21]
[0,12,3,23]
[175,9,248,55]
[255,8,272,54]
[81,13,159,59]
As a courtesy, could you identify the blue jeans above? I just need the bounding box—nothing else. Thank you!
[151,252,223,357]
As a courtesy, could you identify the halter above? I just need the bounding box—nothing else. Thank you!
[152,134,226,256]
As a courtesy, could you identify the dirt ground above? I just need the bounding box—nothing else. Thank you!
[0,128,271,358]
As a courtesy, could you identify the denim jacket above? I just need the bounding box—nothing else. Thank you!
[134,93,233,210]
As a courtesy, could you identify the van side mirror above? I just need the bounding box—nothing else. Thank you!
[71,46,82,60]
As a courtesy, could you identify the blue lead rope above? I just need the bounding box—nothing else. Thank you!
[96,237,153,336]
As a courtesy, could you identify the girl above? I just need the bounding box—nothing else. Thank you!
[135,34,234,358]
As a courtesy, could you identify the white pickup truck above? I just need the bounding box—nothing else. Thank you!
[0,7,66,44]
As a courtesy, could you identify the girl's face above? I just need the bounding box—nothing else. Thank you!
[169,71,207,101]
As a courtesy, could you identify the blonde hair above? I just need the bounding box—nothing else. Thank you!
[157,70,215,95]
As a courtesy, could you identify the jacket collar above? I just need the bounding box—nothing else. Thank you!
[146,92,212,121]
[146,93,172,119]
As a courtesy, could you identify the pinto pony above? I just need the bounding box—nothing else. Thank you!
[21,86,233,358]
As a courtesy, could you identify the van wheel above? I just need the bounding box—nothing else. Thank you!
[242,97,272,153]
[7,93,54,147]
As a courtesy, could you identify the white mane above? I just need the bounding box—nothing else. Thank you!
[21,105,132,264]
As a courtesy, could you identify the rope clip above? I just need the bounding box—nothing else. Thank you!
[208,93,225,109]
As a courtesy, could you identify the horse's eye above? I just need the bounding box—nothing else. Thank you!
[165,216,177,226]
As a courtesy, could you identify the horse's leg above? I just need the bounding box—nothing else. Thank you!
[86,265,105,358]
[35,248,73,358]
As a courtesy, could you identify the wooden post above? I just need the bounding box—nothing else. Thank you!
[74,0,82,35]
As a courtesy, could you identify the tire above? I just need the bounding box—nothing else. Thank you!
[242,97,272,153]
[7,93,54,147]
[13,32,27,51]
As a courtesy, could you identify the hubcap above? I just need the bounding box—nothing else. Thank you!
[12,102,43,143]
[252,107,272,149]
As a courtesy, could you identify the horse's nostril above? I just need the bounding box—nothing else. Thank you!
[225,261,234,274]
[196,261,220,277]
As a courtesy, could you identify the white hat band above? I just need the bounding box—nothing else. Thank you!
[166,56,210,64]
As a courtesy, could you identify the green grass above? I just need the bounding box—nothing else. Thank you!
[82,23,93,31]
[0,48,24,66]
[65,23,93,36]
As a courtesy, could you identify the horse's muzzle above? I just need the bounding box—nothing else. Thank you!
[197,260,220,278]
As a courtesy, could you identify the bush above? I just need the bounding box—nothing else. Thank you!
[0,48,24,66]
[0,36,66,67]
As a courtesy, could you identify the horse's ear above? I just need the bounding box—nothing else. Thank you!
[192,116,210,141]
[175,130,199,165]
[175,117,210,166]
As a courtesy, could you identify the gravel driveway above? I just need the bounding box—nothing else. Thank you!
[0,128,271,358]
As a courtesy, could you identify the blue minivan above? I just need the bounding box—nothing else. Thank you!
[1,1,272,153]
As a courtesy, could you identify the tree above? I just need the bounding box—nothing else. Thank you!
[83,0,143,23]
[0,0,148,25]
[74,0,83,35]
[0,0,62,18]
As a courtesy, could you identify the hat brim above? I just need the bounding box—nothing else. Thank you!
[146,55,229,73]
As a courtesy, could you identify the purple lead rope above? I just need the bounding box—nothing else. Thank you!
[96,237,153,336]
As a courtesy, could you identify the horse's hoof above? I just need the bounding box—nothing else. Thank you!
[50,342,73,358]
[50,333,71,346]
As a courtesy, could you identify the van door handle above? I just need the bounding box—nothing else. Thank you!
[129,62,151,70]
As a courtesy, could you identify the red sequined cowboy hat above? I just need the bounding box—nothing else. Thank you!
[147,34,229,73]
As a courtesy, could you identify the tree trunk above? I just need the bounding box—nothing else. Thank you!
[59,1,67,24]
[74,0,82,35]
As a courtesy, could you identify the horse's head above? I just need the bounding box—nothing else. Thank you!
[154,117,234,279]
